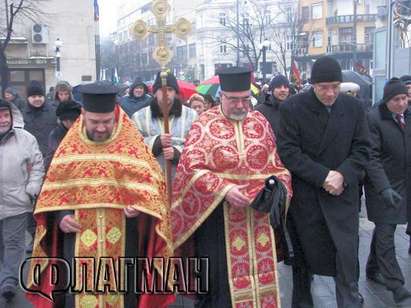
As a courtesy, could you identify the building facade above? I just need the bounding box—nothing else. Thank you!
[1,0,98,96]
[296,0,379,78]
[112,0,296,82]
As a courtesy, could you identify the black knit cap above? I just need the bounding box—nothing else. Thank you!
[56,100,82,121]
[218,67,251,92]
[152,72,179,94]
[311,56,342,84]
[400,75,411,85]
[269,75,290,91]
[27,80,45,97]
[382,78,408,104]
[80,82,118,113]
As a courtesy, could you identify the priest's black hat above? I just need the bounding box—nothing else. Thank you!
[80,82,118,113]
[217,67,252,92]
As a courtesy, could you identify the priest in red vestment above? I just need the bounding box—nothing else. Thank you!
[26,82,174,308]
[171,68,292,308]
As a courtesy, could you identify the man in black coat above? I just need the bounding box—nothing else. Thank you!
[255,74,290,135]
[22,81,57,251]
[22,81,57,158]
[364,78,411,304]
[277,56,369,308]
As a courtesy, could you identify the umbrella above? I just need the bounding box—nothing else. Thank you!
[196,75,260,99]
[147,80,197,101]
[342,70,372,107]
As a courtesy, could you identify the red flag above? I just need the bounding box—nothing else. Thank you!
[291,60,302,88]
[354,62,368,75]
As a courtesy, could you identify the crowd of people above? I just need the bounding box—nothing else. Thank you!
[0,55,410,307]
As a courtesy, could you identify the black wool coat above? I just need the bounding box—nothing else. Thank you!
[22,101,57,158]
[277,89,370,279]
[255,95,282,136]
[364,103,411,226]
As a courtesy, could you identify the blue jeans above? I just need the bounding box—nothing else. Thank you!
[0,213,27,290]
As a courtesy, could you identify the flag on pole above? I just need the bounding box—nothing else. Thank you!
[354,62,368,75]
[94,0,99,21]
[291,60,302,88]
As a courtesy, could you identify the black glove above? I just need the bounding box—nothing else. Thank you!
[380,188,402,208]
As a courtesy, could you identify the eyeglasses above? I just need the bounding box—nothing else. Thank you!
[221,93,252,105]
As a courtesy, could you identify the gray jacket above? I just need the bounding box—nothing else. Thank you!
[0,128,45,220]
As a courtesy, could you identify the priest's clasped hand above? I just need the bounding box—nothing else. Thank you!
[323,170,344,196]
[226,184,250,208]
[59,215,81,233]
[160,133,172,148]
[163,147,175,160]
[124,206,140,218]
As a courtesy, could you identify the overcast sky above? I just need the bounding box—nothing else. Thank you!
[99,0,117,37]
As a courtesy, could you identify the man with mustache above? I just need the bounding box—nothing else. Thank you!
[172,67,292,307]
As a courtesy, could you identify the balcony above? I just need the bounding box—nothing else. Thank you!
[327,43,373,54]
[326,14,376,25]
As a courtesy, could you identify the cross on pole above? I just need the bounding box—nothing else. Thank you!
[130,0,192,205]
[130,0,191,70]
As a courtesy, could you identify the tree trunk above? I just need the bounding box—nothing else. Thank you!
[0,49,10,97]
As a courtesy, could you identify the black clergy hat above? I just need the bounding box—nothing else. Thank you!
[80,82,118,113]
[217,67,252,92]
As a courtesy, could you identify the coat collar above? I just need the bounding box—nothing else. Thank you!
[263,95,281,109]
[306,88,345,116]
[378,101,410,120]
[150,98,182,119]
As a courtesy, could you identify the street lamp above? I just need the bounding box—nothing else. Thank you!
[55,38,63,80]
[261,39,270,83]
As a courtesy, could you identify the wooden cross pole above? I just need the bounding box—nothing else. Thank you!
[130,0,191,206]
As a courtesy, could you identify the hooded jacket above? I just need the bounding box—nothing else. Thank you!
[0,116,45,219]
[120,79,152,117]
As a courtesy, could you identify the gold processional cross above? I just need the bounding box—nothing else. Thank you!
[130,0,191,204]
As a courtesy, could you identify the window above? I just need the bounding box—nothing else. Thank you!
[339,27,353,44]
[141,53,148,65]
[219,12,226,26]
[265,10,271,24]
[189,43,196,58]
[220,44,227,54]
[301,6,310,22]
[364,27,375,45]
[286,7,293,23]
[176,46,187,60]
[312,32,323,48]
[311,3,322,19]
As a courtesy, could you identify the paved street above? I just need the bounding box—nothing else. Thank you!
[4,210,411,308]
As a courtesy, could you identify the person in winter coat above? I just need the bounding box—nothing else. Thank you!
[53,80,75,107]
[22,81,57,249]
[120,78,152,117]
[3,87,25,111]
[255,74,290,135]
[400,75,411,106]
[277,56,369,308]
[45,100,81,168]
[3,87,25,128]
[364,78,411,304]
[22,81,57,158]
[0,99,44,302]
